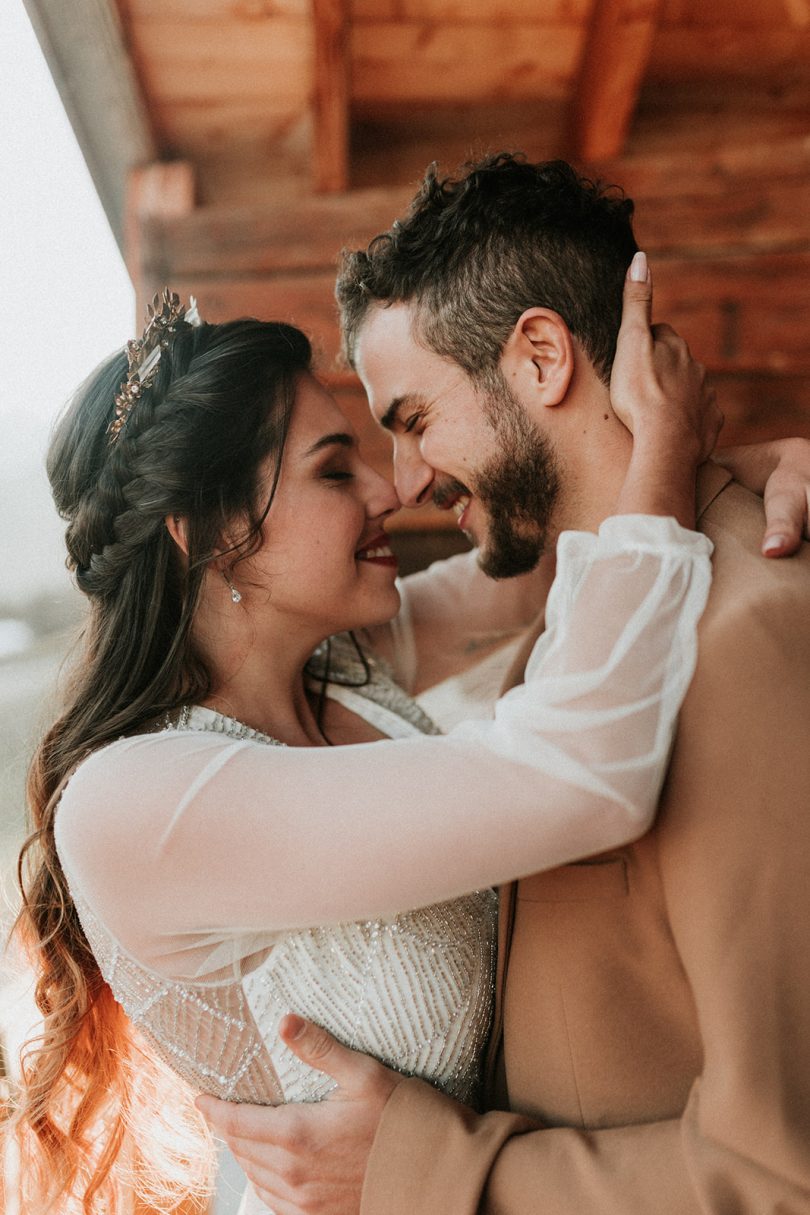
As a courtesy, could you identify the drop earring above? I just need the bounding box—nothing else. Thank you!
[222,570,242,604]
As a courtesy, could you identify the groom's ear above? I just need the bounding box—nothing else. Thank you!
[500,308,574,408]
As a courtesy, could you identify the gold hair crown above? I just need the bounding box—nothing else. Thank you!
[108,288,202,443]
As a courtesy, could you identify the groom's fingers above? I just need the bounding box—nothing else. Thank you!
[278,1013,390,1096]
[195,1093,298,1148]
[196,1024,401,1215]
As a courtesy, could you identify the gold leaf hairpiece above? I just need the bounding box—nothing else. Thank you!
[108,288,203,443]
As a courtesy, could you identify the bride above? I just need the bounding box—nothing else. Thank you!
[8,281,781,1215]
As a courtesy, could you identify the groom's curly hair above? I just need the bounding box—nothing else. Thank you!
[337,153,638,385]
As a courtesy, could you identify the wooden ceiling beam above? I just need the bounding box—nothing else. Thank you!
[140,185,415,279]
[126,161,196,317]
[570,0,663,162]
[139,153,810,284]
[312,0,351,193]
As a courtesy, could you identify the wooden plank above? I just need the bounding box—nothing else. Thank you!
[352,98,569,189]
[651,252,810,374]
[601,133,810,196]
[312,0,351,193]
[570,0,663,162]
[150,102,308,152]
[126,0,308,17]
[167,273,345,367]
[140,187,415,278]
[126,162,196,316]
[631,179,810,257]
[351,22,581,103]
[629,81,810,161]
[715,374,810,444]
[783,0,810,30]
[140,152,810,283]
[157,249,810,378]
[176,154,809,263]
[351,0,592,20]
[661,0,798,23]
[126,16,311,105]
[649,26,810,83]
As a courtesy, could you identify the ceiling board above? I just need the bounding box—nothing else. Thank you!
[125,16,311,105]
[660,0,804,23]
[121,0,308,18]
[649,27,810,82]
[350,0,592,21]
[351,22,582,104]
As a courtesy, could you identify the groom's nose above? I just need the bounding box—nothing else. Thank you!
[393,446,434,508]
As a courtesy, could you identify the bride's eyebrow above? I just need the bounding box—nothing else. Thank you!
[303,432,355,458]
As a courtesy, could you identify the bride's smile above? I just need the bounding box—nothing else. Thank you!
[227,372,402,643]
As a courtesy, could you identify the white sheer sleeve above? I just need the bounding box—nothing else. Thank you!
[368,549,554,694]
[55,515,712,969]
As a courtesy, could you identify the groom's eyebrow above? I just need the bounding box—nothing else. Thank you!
[380,394,425,431]
[304,432,355,457]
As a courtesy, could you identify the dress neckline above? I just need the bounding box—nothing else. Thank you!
[168,704,286,748]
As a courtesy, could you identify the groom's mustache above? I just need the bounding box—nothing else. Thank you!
[432,478,472,510]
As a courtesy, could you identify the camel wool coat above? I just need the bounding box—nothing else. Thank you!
[360,463,810,1215]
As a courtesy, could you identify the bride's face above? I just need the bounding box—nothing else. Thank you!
[236,373,402,638]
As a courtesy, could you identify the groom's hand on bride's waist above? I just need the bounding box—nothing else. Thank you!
[196,1014,402,1215]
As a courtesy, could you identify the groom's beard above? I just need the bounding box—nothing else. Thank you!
[474,373,561,580]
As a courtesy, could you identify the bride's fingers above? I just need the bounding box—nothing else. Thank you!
[762,478,808,556]
[618,251,653,341]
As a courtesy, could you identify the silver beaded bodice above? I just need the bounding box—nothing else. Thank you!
[69,634,497,1107]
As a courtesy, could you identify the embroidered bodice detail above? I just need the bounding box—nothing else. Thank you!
[67,635,497,1106]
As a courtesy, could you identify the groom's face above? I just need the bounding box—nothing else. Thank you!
[354,302,560,578]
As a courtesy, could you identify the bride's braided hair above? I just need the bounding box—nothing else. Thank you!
[12,316,312,1214]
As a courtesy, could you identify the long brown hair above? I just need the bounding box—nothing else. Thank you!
[9,316,312,1212]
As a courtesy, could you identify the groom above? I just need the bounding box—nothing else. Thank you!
[200,156,810,1214]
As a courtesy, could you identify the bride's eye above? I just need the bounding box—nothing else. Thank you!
[322,469,355,483]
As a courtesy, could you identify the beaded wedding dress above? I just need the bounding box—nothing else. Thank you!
[55,517,713,1214]
[63,641,498,1116]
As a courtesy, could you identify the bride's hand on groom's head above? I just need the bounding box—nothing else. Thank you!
[196,1014,402,1215]
[610,252,723,465]
[613,255,809,557]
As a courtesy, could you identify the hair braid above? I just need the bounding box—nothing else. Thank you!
[11,316,312,1213]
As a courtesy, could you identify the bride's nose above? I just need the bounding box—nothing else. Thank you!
[366,468,401,520]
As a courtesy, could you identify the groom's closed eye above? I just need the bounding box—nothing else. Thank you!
[380,393,428,432]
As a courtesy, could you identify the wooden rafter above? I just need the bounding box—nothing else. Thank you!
[312,0,351,193]
[570,0,663,163]
[126,161,195,318]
